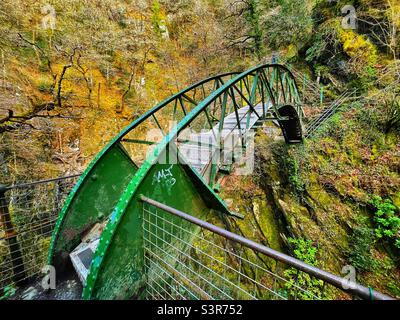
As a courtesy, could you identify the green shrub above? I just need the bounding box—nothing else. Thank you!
[369,196,400,249]
[260,0,313,51]
[314,113,344,141]
[283,237,324,300]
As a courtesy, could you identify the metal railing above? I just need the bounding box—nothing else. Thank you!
[1,174,395,300]
[284,64,322,106]
[141,196,395,300]
[0,174,80,294]
[305,90,356,138]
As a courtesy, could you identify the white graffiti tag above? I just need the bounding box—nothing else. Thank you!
[153,165,176,188]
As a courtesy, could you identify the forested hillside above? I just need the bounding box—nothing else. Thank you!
[0,0,399,298]
[0,0,244,182]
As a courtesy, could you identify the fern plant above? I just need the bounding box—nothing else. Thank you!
[369,196,400,249]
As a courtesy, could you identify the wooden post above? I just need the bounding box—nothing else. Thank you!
[0,184,25,283]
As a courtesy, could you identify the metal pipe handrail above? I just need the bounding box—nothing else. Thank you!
[140,195,395,301]
[0,173,82,192]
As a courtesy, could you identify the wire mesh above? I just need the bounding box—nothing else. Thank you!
[142,202,347,300]
[0,176,79,293]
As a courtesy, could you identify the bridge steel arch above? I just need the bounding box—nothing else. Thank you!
[48,64,304,300]
[48,72,239,269]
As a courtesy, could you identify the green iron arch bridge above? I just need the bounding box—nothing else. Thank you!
[48,64,307,300]
[1,64,393,300]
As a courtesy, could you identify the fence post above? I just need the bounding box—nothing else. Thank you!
[320,86,324,106]
[0,184,26,283]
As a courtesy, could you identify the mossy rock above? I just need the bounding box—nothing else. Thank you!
[252,198,283,252]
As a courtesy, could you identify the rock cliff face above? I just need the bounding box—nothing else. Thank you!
[220,110,400,298]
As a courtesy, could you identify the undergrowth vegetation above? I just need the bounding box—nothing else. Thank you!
[346,227,377,273]
[369,196,400,249]
[283,237,324,300]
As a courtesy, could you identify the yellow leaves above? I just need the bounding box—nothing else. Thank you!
[338,28,379,79]
[339,29,378,68]
[285,43,298,59]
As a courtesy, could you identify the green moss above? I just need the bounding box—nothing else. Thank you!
[253,198,283,251]
[392,192,400,209]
